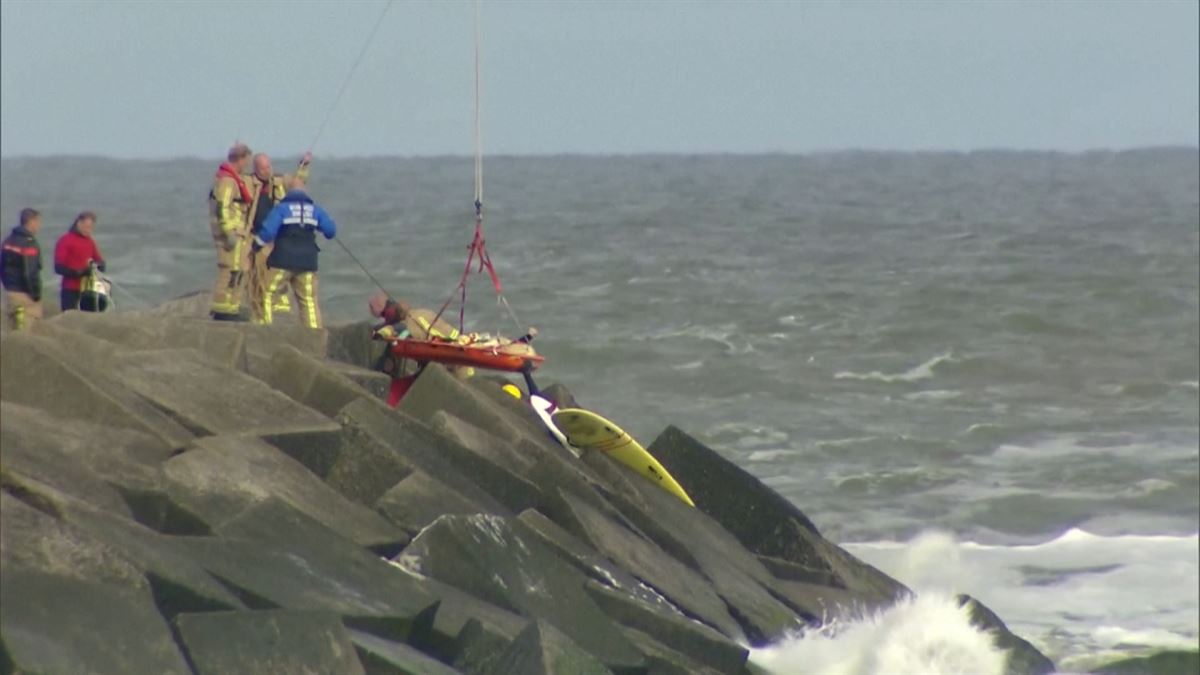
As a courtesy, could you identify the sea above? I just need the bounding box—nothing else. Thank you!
[2,149,1197,673]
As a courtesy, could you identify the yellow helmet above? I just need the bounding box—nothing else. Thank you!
[501,384,522,400]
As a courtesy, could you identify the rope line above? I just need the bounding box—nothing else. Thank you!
[308,0,395,153]
[334,237,391,298]
[105,276,153,310]
[308,1,396,300]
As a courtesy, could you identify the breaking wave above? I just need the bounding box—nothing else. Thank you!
[749,592,1006,675]
[834,352,954,383]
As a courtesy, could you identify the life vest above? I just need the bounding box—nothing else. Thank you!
[266,199,322,272]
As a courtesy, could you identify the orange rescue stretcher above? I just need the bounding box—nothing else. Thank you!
[373,324,543,374]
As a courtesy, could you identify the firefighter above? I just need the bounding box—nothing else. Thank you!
[208,143,253,320]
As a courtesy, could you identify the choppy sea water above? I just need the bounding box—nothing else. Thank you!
[3,150,1197,669]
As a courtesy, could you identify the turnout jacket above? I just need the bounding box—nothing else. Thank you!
[209,163,251,241]
[246,161,312,235]
[0,225,42,300]
[256,190,336,273]
[54,227,105,292]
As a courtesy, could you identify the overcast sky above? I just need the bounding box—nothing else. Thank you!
[1,0,1197,158]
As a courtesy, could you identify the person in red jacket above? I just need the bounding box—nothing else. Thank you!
[54,211,107,312]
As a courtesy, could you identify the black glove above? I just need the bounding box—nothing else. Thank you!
[251,241,263,254]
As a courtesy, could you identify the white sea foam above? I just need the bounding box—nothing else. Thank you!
[749,592,1006,675]
[644,322,754,355]
[747,449,794,462]
[903,389,963,401]
[844,529,1200,669]
[834,352,954,383]
[557,282,612,298]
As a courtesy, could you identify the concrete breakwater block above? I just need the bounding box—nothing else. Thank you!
[376,469,502,536]
[43,311,248,370]
[957,595,1057,675]
[325,320,388,371]
[178,502,439,643]
[339,398,543,515]
[513,509,671,610]
[264,344,383,419]
[583,580,749,674]
[109,348,334,437]
[489,620,614,675]
[174,609,366,675]
[618,626,729,675]
[1,495,195,674]
[554,491,744,640]
[1,569,192,675]
[348,627,462,675]
[397,577,529,665]
[595,451,803,644]
[1,333,195,450]
[399,363,524,446]
[648,426,907,604]
[400,513,646,673]
[164,435,405,550]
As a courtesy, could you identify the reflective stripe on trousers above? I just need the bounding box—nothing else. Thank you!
[415,316,460,340]
[210,233,246,314]
[261,268,321,329]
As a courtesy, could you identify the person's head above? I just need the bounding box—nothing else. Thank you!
[73,211,97,237]
[253,153,273,181]
[368,291,409,319]
[287,175,306,192]
[227,143,252,173]
[18,208,40,234]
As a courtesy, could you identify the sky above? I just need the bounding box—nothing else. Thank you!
[1,0,1197,158]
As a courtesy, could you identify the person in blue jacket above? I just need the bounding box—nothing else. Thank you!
[251,177,337,328]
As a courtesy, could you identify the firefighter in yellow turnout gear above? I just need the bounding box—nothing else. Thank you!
[252,177,337,329]
[245,152,312,322]
[208,144,254,320]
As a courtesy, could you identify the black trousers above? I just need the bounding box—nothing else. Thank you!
[61,288,108,313]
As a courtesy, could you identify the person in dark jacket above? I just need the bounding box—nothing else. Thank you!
[252,177,336,328]
[245,151,312,322]
[54,211,107,312]
[0,208,44,330]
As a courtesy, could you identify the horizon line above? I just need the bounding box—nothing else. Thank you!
[1,145,1198,163]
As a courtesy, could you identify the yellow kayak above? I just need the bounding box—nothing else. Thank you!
[551,408,695,507]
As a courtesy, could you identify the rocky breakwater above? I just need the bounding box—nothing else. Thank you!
[0,295,1055,674]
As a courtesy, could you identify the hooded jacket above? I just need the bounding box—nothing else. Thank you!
[256,190,336,273]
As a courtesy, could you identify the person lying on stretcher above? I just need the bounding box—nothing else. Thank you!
[367,290,537,352]
[367,290,540,404]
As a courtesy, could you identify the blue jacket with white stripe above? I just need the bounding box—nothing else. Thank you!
[256,189,337,273]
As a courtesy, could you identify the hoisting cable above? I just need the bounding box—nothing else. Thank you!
[428,0,525,339]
